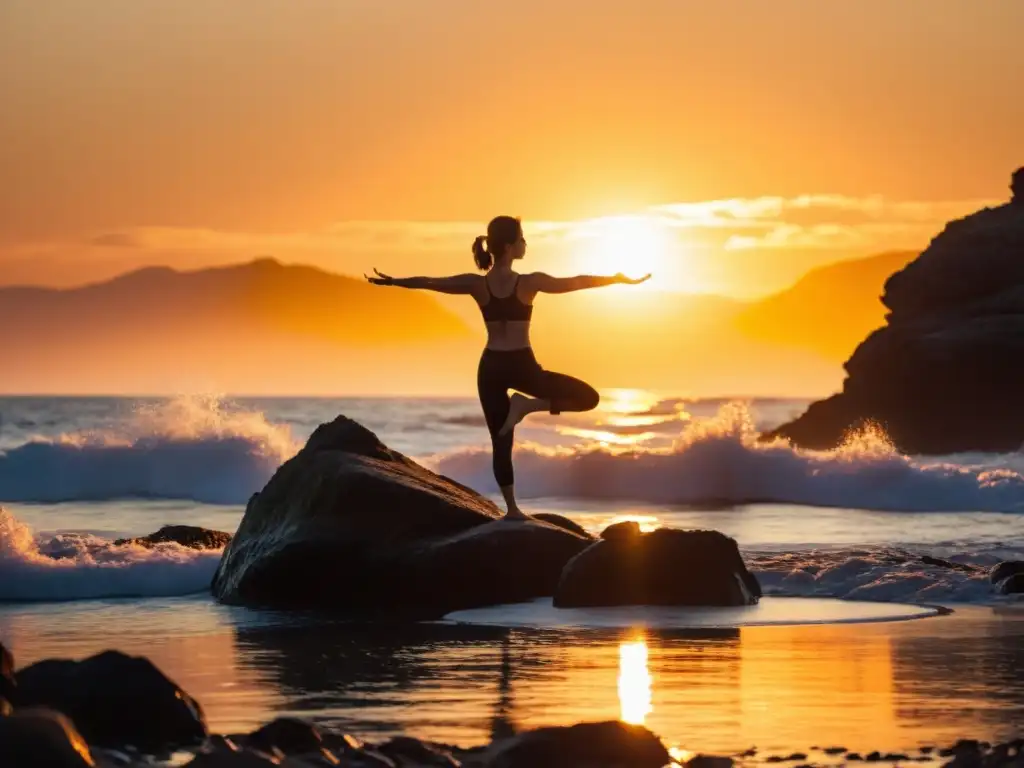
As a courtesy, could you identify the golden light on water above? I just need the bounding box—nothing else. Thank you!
[618,638,653,726]
[601,388,662,415]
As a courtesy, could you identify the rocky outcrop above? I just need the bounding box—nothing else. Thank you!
[15,650,207,752]
[1,640,14,704]
[211,416,592,617]
[554,527,761,608]
[768,169,1024,453]
[114,525,231,550]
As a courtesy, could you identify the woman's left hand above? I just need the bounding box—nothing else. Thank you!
[365,268,394,286]
[616,273,652,285]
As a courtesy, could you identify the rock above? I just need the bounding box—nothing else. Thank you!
[554,528,761,608]
[185,750,283,766]
[245,718,323,756]
[482,720,670,767]
[1,640,14,703]
[530,513,589,538]
[15,650,207,752]
[0,707,96,767]
[687,756,735,768]
[999,573,1024,594]
[600,521,641,541]
[114,525,231,550]
[990,561,1024,584]
[767,170,1024,454]
[376,736,461,765]
[211,416,591,617]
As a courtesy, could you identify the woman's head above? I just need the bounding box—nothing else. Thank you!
[472,216,525,270]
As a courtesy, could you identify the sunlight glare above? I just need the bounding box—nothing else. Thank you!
[573,215,673,287]
[619,638,653,725]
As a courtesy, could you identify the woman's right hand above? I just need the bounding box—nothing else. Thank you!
[364,268,394,286]
[616,273,652,285]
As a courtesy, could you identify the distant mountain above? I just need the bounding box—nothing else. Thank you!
[2,258,845,396]
[1,258,477,394]
[734,251,918,361]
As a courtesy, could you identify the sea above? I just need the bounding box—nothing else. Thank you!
[1,392,1023,758]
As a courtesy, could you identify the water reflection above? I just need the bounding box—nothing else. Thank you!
[618,637,652,725]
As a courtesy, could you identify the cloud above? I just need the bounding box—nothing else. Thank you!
[88,232,144,248]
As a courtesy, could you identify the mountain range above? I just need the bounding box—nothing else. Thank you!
[1,252,916,396]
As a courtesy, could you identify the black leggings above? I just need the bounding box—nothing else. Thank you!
[477,347,600,487]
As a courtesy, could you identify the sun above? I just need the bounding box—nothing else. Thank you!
[572,214,671,287]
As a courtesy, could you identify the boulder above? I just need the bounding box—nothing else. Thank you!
[211,416,592,617]
[15,650,207,752]
[114,525,231,550]
[767,170,1024,453]
[482,720,670,768]
[0,707,96,767]
[990,561,1024,585]
[243,717,322,756]
[998,573,1024,595]
[554,528,761,608]
[600,521,641,541]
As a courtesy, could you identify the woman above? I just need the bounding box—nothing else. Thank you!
[366,215,650,519]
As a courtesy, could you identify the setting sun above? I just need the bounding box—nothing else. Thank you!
[572,215,673,286]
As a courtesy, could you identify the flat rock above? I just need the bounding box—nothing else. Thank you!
[481,720,670,768]
[0,707,96,767]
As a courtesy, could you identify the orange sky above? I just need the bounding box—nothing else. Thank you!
[1,0,1021,297]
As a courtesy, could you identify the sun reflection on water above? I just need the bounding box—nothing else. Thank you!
[618,637,653,726]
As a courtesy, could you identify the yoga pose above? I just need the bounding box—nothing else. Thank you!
[366,215,650,519]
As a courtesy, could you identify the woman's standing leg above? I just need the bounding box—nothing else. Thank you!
[478,353,529,518]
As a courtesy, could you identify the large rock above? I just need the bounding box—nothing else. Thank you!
[482,720,671,768]
[211,416,592,617]
[767,169,1024,453]
[0,708,96,767]
[554,527,761,608]
[15,650,207,752]
[114,525,231,550]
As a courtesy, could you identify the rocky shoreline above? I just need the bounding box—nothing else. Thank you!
[3,640,1024,767]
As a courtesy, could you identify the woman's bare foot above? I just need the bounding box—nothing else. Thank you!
[502,507,531,521]
[498,393,534,436]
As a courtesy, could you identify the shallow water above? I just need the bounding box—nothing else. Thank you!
[2,598,1023,755]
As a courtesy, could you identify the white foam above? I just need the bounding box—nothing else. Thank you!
[0,507,222,602]
[444,596,939,629]
[0,395,297,504]
[434,403,1024,513]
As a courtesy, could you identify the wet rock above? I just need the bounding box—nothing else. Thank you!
[377,736,461,765]
[185,750,283,766]
[0,707,96,767]
[15,650,207,752]
[114,525,231,550]
[481,720,670,767]
[767,170,1024,454]
[823,747,848,755]
[554,528,761,608]
[211,416,591,617]
[245,717,323,756]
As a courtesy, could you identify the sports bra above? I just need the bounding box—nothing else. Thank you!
[480,274,533,322]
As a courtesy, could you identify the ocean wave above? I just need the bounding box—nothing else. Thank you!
[434,403,1024,513]
[0,395,297,504]
[0,507,222,601]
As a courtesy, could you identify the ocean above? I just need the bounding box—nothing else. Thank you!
[1,392,1023,757]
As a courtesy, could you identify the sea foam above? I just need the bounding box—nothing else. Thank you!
[0,395,297,504]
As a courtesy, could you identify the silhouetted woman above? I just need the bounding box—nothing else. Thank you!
[366,215,650,519]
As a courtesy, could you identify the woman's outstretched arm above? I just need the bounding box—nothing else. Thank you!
[365,269,479,294]
[528,272,651,294]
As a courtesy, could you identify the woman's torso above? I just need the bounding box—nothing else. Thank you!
[476,271,534,351]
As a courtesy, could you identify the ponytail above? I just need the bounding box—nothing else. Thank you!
[472,235,493,271]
